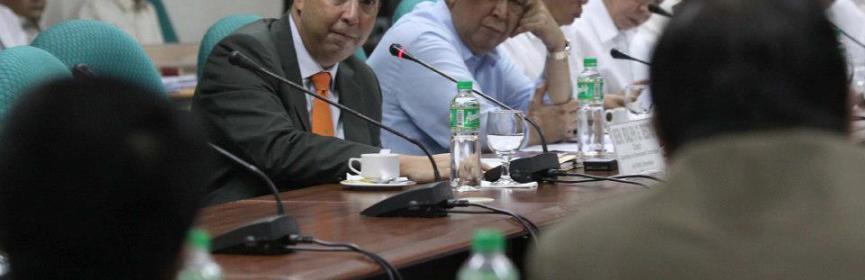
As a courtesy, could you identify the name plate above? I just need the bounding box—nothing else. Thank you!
[608,118,664,175]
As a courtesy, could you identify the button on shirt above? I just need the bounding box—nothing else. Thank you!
[368,1,535,155]
[289,15,343,139]
[565,0,638,95]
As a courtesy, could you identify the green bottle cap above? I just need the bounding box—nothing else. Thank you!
[471,229,505,254]
[584,57,598,68]
[457,81,473,90]
[187,228,212,251]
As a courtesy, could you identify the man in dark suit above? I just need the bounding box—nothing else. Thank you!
[194,0,448,205]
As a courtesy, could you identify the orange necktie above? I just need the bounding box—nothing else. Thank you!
[310,72,334,137]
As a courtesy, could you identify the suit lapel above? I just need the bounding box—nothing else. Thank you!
[272,15,310,131]
[336,65,372,144]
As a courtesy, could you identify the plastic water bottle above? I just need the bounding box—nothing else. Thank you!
[457,229,519,280]
[576,57,606,158]
[450,80,482,192]
[177,229,223,280]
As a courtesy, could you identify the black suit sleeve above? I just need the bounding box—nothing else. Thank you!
[193,33,380,189]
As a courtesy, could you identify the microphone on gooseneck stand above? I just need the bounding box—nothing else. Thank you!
[832,23,865,50]
[208,143,301,255]
[648,3,673,18]
[228,51,453,219]
[610,48,652,66]
[388,44,560,184]
[72,64,96,79]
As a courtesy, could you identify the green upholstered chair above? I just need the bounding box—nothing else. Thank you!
[393,0,436,24]
[31,20,165,95]
[197,14,261,79]
[0,46,71,121]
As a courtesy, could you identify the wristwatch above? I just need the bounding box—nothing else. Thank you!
[549,40,570,61]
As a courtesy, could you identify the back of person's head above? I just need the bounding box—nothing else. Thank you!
[0,77,208,280]
[650,0,849,156]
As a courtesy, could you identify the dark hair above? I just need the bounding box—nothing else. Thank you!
[650,0,850,156]
[0,78,209,280]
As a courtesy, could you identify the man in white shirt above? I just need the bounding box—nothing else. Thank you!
[827,0,865,66]
[0,3,27,50]
[76,0,163,44]
[565,0,659,98]
[0,0,44,41]
[628,0,677,81]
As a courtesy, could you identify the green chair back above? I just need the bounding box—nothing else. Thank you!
[148,0,179,43]
[355,48,368,61]
[393,0,436,24]
[0,46,71,121]
[197,14,261,79]
[31,20,165,95]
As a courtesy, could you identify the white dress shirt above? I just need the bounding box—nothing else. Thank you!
[289,15,344,139]
[629,0,679,81]
[76,0,164,45]
[828,0,865,66]
[0,4,28,50]
[564,0,638,96]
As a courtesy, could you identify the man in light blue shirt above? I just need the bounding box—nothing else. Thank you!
[368,0,578,155]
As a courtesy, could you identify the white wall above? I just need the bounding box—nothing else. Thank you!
[42,0,284,43]
[163,0,283,43]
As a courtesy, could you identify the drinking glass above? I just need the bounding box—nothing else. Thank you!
[486,110,526,187]
[624,84,653,116]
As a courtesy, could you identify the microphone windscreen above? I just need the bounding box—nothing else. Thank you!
[610,49,627,59]
[389,44,414,61]
[648,4,673,17]
[228,51,246,66]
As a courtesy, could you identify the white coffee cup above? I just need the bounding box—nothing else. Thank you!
[348,153,400,181]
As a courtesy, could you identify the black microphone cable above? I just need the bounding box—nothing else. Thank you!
[544,170,655,189]
[445,200,540,245]
[286,236,403,280]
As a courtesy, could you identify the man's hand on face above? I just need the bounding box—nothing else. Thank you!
[526,84,579,144]
[512,0,568,52]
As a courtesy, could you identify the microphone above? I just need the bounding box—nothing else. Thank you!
[228,50,453,217]
[611,48,651,66]
[388,44,560,183]
[832,23,865,50]
[648,3,672,18]
[72,64,96,79]
[208,143,300,255]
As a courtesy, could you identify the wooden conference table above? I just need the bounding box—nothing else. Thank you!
[198,178,646,279]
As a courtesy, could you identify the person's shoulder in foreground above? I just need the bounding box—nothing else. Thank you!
[529,0,865,278]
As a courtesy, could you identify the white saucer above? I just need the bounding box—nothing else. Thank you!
[339,179,416,188]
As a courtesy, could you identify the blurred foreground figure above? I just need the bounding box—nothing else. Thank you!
[0,78,208,280]
[529,0,865,279]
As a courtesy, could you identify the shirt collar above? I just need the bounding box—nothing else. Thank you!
[587,0,622,44]
[432,1,502,64]
[289,14,339,85]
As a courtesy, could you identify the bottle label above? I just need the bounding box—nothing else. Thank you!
[595,79,604,101]
[577,80,594,101]
[450,107,480,130]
